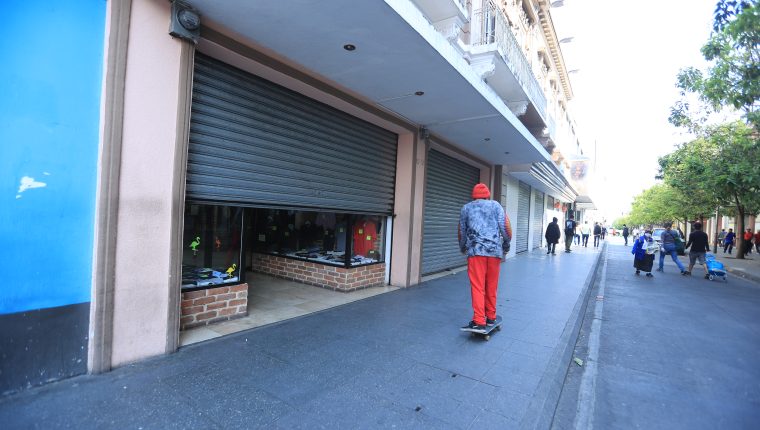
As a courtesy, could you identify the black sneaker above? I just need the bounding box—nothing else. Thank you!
[635,270,640,275]
[646,273,654,277]
[704,274,710,279]
[486,317,497,326]
[681,271,691,276]
[466,321,486,330]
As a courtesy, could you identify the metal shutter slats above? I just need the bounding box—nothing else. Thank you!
[533,191,545,249]
[186,54,397,214]
[516,182,530,253]
[421,150,480,275]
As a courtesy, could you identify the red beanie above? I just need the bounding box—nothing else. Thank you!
[472,183,490,199]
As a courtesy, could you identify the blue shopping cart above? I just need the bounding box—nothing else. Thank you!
[705,253,728,282]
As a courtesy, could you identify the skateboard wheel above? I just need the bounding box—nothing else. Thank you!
[709,275,715,281]
[484,335,490,341]
[496,326,501,332]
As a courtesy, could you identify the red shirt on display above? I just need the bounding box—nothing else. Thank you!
[353,220,378,257]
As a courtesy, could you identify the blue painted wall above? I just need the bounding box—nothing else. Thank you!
[0,2,106,314]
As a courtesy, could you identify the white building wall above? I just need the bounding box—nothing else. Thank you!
[503,173,520,259]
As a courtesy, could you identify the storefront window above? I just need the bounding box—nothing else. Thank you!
[252,209,385,267]
[182,204,243,289]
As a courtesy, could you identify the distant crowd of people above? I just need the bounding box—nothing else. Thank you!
[716,227,760,256]
[543,215,607,255]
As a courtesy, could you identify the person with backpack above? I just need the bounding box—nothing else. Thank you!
[564,215,577,253]
[622,224,630,246]
[593,222,602,247]
[657,222,687,275]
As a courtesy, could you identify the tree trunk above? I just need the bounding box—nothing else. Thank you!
[735,196,746,260]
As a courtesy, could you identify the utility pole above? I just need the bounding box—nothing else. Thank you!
[712,208,719,253]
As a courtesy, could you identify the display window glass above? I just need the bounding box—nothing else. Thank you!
[182,204,243,289]
[251,209,386,267]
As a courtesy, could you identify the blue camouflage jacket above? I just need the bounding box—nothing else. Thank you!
[458,199,512,258]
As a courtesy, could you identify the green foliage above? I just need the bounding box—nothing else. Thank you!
[659,121,760,258]
[625,184,708,227]
[611,217,629,229]
[669,0,760,131]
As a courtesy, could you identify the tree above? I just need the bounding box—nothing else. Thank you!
[625,184,712,228]
[659,122,760,258]
[670,0,760,132]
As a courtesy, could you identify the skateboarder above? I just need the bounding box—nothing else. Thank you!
[458,183,512,331]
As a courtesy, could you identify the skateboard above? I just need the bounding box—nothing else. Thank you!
[460,315,503,341]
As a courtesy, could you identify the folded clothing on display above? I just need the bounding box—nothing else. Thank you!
[182,265,238,288]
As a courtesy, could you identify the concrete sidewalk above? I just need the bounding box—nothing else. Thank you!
[720,253,760,284]
[0,244,603,429]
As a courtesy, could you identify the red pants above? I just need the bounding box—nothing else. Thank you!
[467,256,501,325]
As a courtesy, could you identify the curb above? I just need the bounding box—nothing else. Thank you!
[725,266,760,284]
[519,243,606,430]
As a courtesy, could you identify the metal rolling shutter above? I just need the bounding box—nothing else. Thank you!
[186,54,398,214]
[515,182,530,253]
[532,191,545,249]
[421,150,480,275]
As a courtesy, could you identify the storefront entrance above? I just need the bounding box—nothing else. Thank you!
[178,54,399,343]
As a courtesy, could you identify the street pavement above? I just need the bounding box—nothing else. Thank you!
[552,239,760,429]
[719,251,760,284]
[0,242,603,429]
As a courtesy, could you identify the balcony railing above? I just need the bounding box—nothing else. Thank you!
[473,0,547,121]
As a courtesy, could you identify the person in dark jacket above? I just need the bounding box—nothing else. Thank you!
[593,222,602,247]
[458,183,512,331]
[545,217,561,255]
[622,225,630,245]
[684,222,710,278]
[564,215,577,252]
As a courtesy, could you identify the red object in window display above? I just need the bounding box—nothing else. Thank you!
[353,220,378,257]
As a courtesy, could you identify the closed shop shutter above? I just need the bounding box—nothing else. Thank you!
[515,181,530,253]
[421,150,480,275]
[532,191,545,249]
[186,54,398,214]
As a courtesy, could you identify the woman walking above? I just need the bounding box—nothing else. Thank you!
[632,230,657,277]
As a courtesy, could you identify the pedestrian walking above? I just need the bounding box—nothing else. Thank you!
[724,229,735,254]
[601,226,607,240]
[743,228,754,256]
[593,222,602,247]
[564,215,577,253]
[632,230,656,277]
[545,217,561,255]
[684,222,710,278]
[458,183,512,331]
[622,224,630,245]
[754,230,760,254]
[656,222,688,275]
[580,221,591,247]
[717,229,727,248]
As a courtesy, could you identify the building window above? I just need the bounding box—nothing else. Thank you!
[182,204,243,289]
[251,209,386,267]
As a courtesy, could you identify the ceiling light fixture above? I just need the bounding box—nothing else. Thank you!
[343,44,356,51]
[484,138,491,141]
[414,91,424,96]
[504,151,510,155]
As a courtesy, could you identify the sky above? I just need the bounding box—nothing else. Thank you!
[549,0,718,222]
